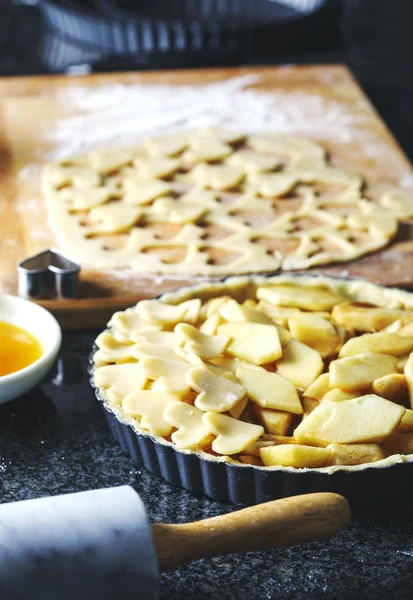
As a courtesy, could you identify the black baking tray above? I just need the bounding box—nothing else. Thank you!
[89,359,413,516]
[94,396,413,514]
[89,273,413,515]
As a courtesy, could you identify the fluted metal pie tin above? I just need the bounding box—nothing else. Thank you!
[90,274,413,513]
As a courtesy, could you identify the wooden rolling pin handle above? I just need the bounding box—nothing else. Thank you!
[152,492,350,572]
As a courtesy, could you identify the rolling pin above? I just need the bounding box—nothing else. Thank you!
[0,486,350,600]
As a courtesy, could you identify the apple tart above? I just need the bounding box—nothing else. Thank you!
[42,128,410,275]
[91,275,413,471]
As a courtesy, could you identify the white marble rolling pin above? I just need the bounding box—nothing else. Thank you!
[0,486,350,600]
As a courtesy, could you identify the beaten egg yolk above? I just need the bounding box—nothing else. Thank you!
[0,321,43,377]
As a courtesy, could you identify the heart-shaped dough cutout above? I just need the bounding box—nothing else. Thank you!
[123,390,176,436]
[163,402,212,449]
[201,412,264,454]
[140,356,192,393]
[94,331,135,364]
[175,323,230,359]
[93,363,147,405]
[109,309,162,334]
[132,342,186,362]
[186,367,245,412]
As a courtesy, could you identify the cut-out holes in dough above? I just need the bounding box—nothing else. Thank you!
[99,234,130,252]
[342,229,377,249]
[199,223,234,241]
[199,246,242,266]
[229,210,278,228]
[142,245,187,264]
[251,236,301,255]
[315,237,350,256]
[149,222,182,240]
[291,217,325,232]
[271,197,305,216]
[319,204,360,218]
[217,190,244,205]
[313,182,355,200]
[76,211,94,227]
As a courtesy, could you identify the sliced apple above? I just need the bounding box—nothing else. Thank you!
[259,444,331,468]
[276,339,323,390]
[211,356,265,373]
[242,440,281,457]
[327,443,384,466]
[329,352,397,391]
[294,394,405,446]
[251,404,294,435]
[179,299,202,325]
[261,433,298,444]
[199,295,232,320]
[372,373,408,404]
[303,373,331,401]
[218,322,282,364]
[339,332,413,358]
[381,433,413,456]
[236,367,303,414]
[256,284,345,311]
[321,388,361,403]
[398,408,413,432]
[229,396,249,419]
[398,321,413,337]
[218,298,273,325]
[302,397,320,418]
[238,455,263,466]
[275,325,292,346]
[397,354,410,372]
[243,299,257,309]
[256,300,301,325]
[288,313,341,358]
[200,313,226,336]
[383,319,404,334]
[331,302,413,332]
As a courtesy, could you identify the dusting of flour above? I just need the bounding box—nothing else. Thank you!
[11,71,413,291]
[42,75,369,161]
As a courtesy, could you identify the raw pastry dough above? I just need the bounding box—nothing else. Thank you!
[43,128,404,275]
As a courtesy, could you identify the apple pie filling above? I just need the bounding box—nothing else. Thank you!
[92,276,413,469]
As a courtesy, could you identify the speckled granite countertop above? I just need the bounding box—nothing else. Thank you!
[1,330,413,600]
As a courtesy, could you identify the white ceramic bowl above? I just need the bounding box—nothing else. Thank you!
[0,295,62,404]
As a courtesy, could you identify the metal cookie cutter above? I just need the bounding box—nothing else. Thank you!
[18,248,80,300]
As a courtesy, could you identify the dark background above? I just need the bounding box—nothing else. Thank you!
[2,2,413,599]
[1,0,413,159]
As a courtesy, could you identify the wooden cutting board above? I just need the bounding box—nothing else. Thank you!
[1,65,413,330]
